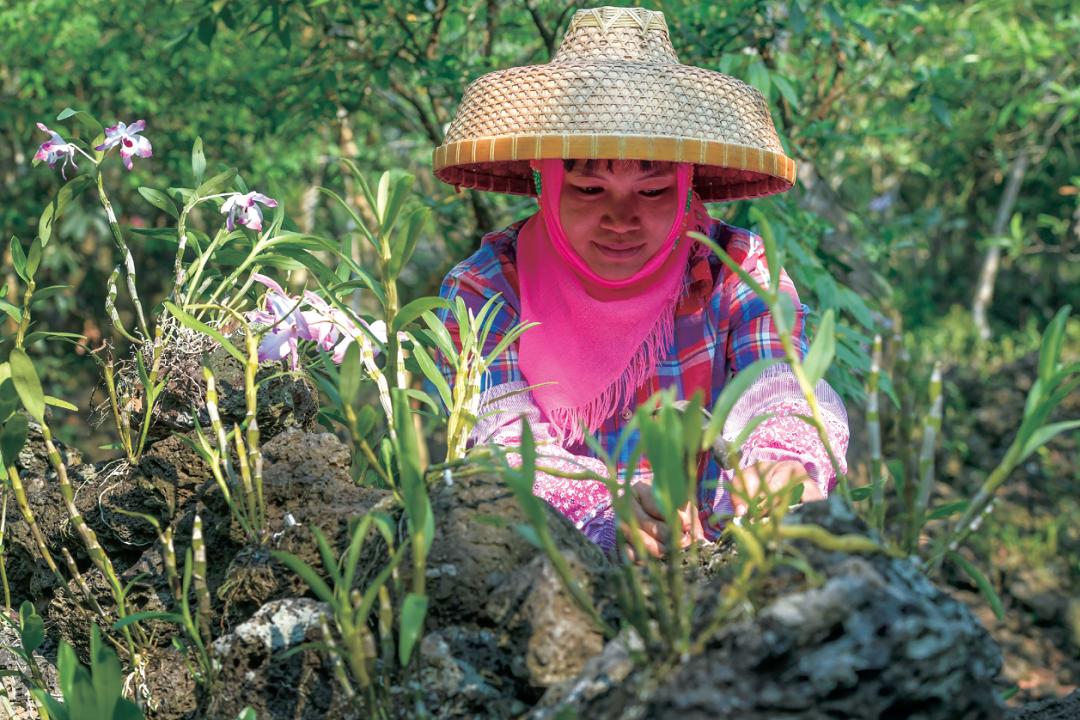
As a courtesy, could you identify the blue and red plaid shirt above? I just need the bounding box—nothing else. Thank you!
[434,215,812,527]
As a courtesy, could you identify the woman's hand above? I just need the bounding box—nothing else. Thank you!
[729,460,822,518]
[620,475,705,560]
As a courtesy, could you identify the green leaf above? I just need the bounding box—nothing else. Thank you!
[803,309,836,386]
[341,515,374,591]
[270,550,334,604]
[389,207,429,278]
[196,168,238,198]
[112,611,185,630]
[0,297,22,323]
[56,107,103,137]
[407,340,452,410]
[18,601,44,654]
[90,624,127,718]
[772,74,800,110]
[192,137,206,184]
[691,231,770,301]
[774,294,797,337]
[138,187,179,219]
[928,500,969,521]
[0,377,19,422]
[513,523,542,548]
[392,297,450,334]
[1037,306,1071,385]
[339,341,363,407]
[484,321,540,368]
[44,395,77,412]
[948,551,1004,620]
[9,236,27,282]
[850,486,872,501]
[398,592,428,666]
[703,357,781,450]
[1018,419,1080,464]
[163,301,245,364]
[39,175,94,248]
[310,525,343,589]
[0,414,29,467]
[9,349,45,422]
[30,284,71,307]
[26,238,43,279]
[420,311,457,360]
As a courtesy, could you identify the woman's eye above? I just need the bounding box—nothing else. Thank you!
[575,186,603,195]
[640,187,670,198]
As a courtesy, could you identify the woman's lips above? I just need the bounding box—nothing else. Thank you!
[592,241,645,260]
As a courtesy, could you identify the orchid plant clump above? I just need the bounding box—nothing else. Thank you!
[5,108,479,716]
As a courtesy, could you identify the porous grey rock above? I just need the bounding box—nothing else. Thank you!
[212,598,328,657]
[415,470,615,695]
[554,496,1006,720]
[1009,689,1080,720]
[205,598,346,720]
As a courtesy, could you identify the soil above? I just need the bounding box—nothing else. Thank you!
[939,352,1080,705]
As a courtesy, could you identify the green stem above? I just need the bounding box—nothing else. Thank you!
[96,171,149,339]
[0,490,10,610]
[14,279,34,348]
[867,335,885,534]
[39,420,143,660]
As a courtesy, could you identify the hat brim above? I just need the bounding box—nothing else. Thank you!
[434,134,794,202]
[434,60,797,203]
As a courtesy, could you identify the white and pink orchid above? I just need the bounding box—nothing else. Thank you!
[33,123,79,178]
[247,273,384,369]
[94,120,153,171]
[221,191,278,232]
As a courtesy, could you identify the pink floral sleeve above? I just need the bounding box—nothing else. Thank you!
[720,365,849,498]
[472,382,618,546]
[471,369,849,552]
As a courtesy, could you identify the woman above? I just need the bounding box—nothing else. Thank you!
[431,7,849,556]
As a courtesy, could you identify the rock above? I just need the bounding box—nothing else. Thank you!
[414,470,615,697]
[140,647,199,720]
[205,598,346,720]
[1009,690,1080,720]
[0,611,60,719]
[486,550,607,688]
[211,598,328,657]
[555,497,1006,719]
[405,629,525,718]
[146,339,318,442]
[531,629,642,718]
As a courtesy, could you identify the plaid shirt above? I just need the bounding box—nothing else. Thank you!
[435,216,818,534]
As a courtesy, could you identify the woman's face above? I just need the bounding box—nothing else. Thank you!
[559,160,680,281]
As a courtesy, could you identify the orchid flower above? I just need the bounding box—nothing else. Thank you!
[247,274,385,369]
[94,120,153,171]
[249,274,310,369]
[33,123,79,178]
[221,191,278,232]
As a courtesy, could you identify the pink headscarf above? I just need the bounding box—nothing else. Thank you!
[517,159,712,444]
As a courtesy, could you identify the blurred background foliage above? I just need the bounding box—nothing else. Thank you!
[2,0,1078,699]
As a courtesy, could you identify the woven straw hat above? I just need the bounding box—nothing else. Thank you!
[433,6,795,203]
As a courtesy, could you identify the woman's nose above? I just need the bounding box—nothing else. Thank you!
[600,201,641,234]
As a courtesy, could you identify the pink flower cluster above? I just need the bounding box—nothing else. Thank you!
[34,118,152,175]
[247,274,384,369]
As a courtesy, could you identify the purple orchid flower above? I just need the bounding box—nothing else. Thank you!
[94,120,153,171]
[247,274,388,368]
[332,319,387,364]
[221,191,278,232]
[248,274,311,370]
[33,123,79,178]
